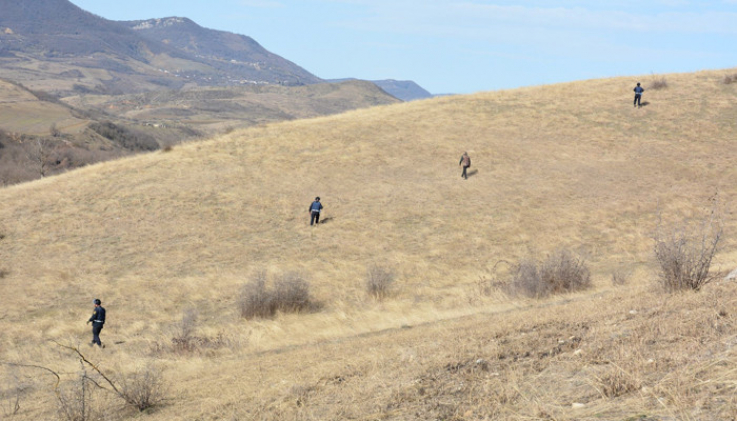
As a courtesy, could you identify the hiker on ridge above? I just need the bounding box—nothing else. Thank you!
[309,197,323,226]
[633,82,644,108]
[459,152,471,180]
[87,299,106,348]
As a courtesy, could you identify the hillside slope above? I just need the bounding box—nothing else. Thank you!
[1,69,737,419]
[122,17,320,86]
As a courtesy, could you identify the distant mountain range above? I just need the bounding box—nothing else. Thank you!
[0,0,432,100]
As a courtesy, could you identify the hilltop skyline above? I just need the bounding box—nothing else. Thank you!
[63,0,737,94]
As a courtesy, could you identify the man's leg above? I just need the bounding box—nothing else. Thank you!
[92,325,102,347]
[634,95,637,107]
[462,166,468,179]
[315,213,320,225]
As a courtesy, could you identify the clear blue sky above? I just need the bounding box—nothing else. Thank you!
[68,0,737,94]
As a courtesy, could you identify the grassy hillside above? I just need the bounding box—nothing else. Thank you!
[1,69,737,420]
[0,79,87,135]
[62,80,401,134]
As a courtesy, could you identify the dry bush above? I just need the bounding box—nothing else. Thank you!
[649,76,669,90]
[653,206,722,292]
[1,369,25,417]
[509,249,591,298]
[170,308,199,353]
[611,267,632,286]
[117,364,168,412]
[238,271,318,319]
[56,365,103,421]
[273,272,315,314]
[238,271,274,319]
[722,74,737,84]
[365,264,395,300]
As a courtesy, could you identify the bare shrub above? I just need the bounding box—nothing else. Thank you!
[1,369,26,417]
[238,271,275,319]
[238,271,319,319]
[722,74,737,85]
[117,364,168,412]
[653,205,722,292]
[510,249,591,298]
[170,308,199,353]
[611,267,632,286]
[273,272,314,313]
[649,76,669,90]
[56,363,102,421]
[365,264,395,300]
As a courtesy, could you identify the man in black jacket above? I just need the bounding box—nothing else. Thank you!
[459,152,471,179]
[87,299,106,348]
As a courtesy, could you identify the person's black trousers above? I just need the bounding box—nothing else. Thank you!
[310,211,321,225]
[92,323,103,346]
[462,165,469,179]
[634,94,642,107]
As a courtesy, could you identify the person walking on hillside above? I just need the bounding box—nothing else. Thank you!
[309,197,323,226]
[87,299,106,348]
[633,82,644,108]
[459,151,471,180]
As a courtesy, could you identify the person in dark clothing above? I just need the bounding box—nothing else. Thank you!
[87,299,106,348]
[459,152,471,179]
[633,82,644,108]
[309,197,323,226]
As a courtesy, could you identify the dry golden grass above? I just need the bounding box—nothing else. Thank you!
[1,68,737,419]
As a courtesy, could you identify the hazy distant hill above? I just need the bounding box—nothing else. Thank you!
[0,0,321,93]
[0,0,174,60]
[122,17,320,86]
[371,79,434,101]
[329,78,433,101]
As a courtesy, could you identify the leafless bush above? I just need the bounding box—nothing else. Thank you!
[1,369,26,417]
[56,363,103,421]
[273,272,314,313]
[117,364,168,412]
[238,271,318,319]
[654,204,722,292]
[649,76,669,90]
[611,267,632,286]
[238,271,275,319]
[365,264,395,300]
[510,249,591,298]
[170,308,199,353]
[722,74,737,85]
